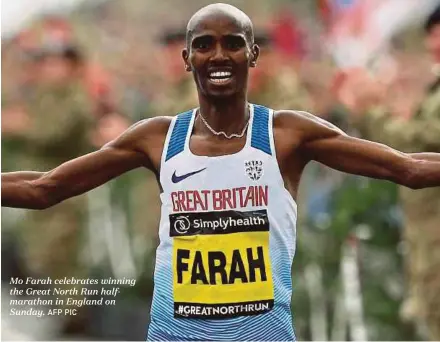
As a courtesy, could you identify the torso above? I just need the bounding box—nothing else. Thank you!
[146,104,298,341]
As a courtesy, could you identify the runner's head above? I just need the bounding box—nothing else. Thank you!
[183,3,260,99]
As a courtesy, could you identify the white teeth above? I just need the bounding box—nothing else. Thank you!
[210,78,230,84]
[209,71,232,84]
[209,71,232,78]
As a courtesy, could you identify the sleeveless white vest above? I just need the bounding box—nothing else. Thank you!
[147,104,297,341]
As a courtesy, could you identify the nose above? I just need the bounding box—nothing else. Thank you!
[210,42,229,63]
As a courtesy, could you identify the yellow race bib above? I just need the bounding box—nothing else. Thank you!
[170,209,274,319]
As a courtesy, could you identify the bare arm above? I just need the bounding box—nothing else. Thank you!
[410,153,440,162]
[285,111,440,189]
[2,117,170,209]
[2,172,44,183]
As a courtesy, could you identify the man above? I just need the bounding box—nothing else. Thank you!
[2,4,440,341]
[337,7,440,340]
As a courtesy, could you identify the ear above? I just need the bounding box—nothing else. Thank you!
[250,44,260,68]
[182,48,191,72]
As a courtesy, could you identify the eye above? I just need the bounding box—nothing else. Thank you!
[225,36,245,50]
[192,37,213,51]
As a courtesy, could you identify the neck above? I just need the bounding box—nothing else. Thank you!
[197,93,249,136]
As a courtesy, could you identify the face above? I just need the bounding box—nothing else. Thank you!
[425,24,440,63]
[182,15,259,99]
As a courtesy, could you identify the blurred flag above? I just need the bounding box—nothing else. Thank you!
[323,0,378,68]
[319,0,359,29]
[270,9,306,60]
[323,0,440,69]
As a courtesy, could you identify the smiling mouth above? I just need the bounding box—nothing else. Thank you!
[208,71,232,84]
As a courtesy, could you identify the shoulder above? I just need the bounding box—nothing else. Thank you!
[105,116,173,151]
[133,116,174,137]
[102,116,175,171]
[273,109,345,143]
[273,109,337,131]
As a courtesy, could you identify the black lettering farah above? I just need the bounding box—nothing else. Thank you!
[176,247,269,285]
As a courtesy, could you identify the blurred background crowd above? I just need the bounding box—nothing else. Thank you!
[1,0,440,340]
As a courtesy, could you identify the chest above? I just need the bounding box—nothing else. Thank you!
[189,133,247,157]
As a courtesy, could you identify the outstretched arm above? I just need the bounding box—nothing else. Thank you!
[410,153,440,162]
[2,117,170,209]
[287,111,440,189]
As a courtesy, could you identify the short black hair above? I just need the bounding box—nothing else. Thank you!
[425,6,440,33]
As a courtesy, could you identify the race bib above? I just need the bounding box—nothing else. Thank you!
[170,209,274,319]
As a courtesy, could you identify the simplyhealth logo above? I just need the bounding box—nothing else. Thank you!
[169,210,269,237]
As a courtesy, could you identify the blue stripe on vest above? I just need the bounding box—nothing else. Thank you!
[165,110,193,162]
[251,105,272,155]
